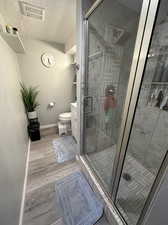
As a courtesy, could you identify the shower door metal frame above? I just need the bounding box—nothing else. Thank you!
[81,0,104,156]
[82,0,152,195]
[110,0,152,198]
[112,1,168,225]
[111,0,160,199]
[80,0,167,224]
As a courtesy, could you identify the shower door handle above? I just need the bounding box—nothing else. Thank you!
[84,96,93,114]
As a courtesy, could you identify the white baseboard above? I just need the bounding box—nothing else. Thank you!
[40,123,57,130]
[19,139,31,225]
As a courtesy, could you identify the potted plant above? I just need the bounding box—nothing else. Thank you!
[20,83,40,120]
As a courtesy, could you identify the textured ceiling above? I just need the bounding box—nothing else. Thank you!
[0,0,76,44]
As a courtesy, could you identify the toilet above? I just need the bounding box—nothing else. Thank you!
[58,112,71,136]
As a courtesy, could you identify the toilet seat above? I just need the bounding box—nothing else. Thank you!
[59,112,71,122]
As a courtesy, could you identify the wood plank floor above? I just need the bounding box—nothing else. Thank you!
[23,133,110,225]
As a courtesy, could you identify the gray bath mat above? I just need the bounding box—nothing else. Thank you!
[53,136,77,163]
[55,171,104,225]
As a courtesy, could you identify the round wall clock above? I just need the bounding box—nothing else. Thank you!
[41,53,55,68]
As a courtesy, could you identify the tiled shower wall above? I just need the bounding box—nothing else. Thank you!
[87,23,123,152]
[87,17,139,153]
[115,23,138,144]
[128,18,168,174]
[86,6,168,178]
[88,13,168,175]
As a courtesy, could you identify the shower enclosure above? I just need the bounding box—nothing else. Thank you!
[81,0,168,225]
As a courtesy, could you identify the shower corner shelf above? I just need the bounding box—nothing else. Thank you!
[0,32,25,54]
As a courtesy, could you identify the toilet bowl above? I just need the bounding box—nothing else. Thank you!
[58,112,71,136]
[59,112,71,123]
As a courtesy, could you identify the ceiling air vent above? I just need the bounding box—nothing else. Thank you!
[19,1,45,21]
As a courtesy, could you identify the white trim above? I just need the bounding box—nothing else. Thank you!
[40,123,57,130]
[19,139,31,225]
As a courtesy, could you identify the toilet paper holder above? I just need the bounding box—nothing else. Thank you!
[48,102,56,108]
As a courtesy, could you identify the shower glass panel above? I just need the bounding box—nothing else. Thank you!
[84,0,143,192]
[116,1,168,224]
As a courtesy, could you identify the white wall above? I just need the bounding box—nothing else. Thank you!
[0,36,28,225]
[65,31,76,53]
[18,39,76,126]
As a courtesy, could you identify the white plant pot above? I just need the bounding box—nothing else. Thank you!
[28,111,37,119]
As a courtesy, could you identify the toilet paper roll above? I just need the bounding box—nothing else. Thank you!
[48,102,55,108]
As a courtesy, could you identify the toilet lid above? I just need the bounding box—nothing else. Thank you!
[59,112,71,121]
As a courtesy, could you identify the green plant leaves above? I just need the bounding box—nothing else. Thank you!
[20,82,40,112]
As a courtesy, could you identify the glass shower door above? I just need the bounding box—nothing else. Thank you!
[83,0,144,192]
[115,0,168,224]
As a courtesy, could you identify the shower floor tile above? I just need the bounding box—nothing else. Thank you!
[87,147,154,225]
[87,146,116,192]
